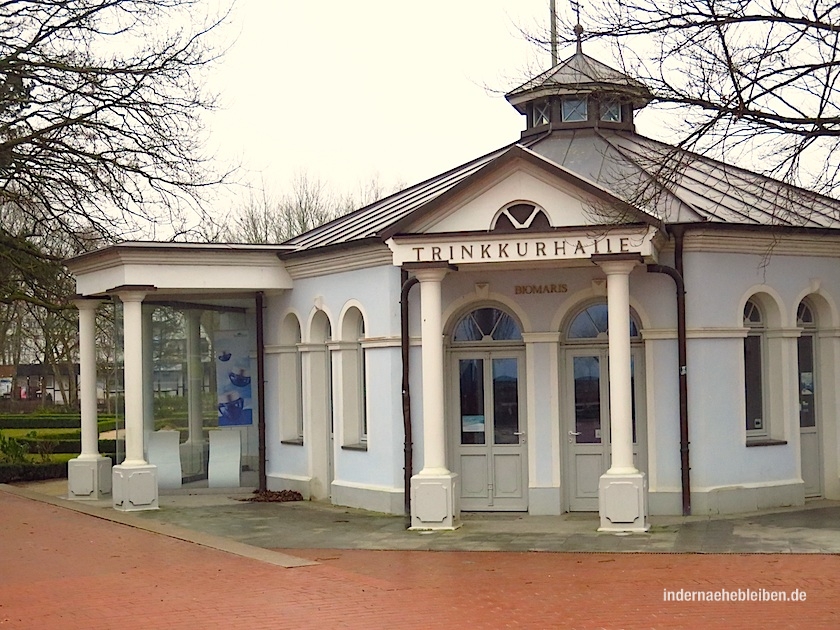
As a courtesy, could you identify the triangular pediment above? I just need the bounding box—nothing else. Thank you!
[383,145,656,239]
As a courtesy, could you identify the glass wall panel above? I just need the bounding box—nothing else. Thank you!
[492,358,519,444]
[573,355,601,443]
[459,359,485,445]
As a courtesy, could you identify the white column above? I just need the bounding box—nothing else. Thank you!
[181,310,205,477]
[122,293,147,465]
[142,305,155,448]
[418,268,448,475]
[68,299,112,500]
[410,266,459,530]
[596,259,648,532]
[604,261,637,475]
[186,311,204,441]
[77,300,101,459]
[112,290,159,511]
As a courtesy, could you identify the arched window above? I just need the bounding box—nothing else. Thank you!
[279,313,304,443]
[566,302,640,341]
[743,299,765,435]
[452,307,522,342]
[340,307,368,447]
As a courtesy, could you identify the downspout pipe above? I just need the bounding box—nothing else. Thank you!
[646,227,690,515]
[400,270,419,524]
[255,291,267,493]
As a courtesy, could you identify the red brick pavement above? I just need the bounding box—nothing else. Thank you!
[1,488,838,629]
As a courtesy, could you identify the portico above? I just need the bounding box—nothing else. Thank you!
[65,243,294,510]
[389,217,658,530]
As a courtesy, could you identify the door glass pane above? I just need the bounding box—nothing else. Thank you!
[459,359,485,444]
[493,358,519,444]
[798,335,815,428]
[744,334,763,431]
[573,356,601,443]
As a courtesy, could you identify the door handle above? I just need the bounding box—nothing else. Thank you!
[569,431,582,436]
[513,431,525,435]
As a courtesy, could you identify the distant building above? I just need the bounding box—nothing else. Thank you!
[0,363,78,404]
[65,48,840,531]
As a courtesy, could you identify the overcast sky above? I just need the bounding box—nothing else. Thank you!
[204,0,638,206]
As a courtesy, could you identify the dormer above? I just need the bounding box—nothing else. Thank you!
[506,48,653,137]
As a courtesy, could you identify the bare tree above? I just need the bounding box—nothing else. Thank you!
[230,171,402,244]
[1,0,232,308]
[528,0,840,195]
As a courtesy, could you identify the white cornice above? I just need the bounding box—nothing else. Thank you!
[643,327,749,339]
[682,230,840,257]
[67,243,293,275]
[283,244,393,279]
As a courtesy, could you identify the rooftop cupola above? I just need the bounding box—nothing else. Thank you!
[506,36,653,137]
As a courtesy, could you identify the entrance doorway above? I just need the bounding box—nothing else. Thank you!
[563,302,646,511]
[448,307,527,511]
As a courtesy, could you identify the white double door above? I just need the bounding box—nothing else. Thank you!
[451,351,528,511]
[565,347,646,511]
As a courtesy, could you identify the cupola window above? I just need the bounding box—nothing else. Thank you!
[561,96,588,122]
[600,98,622,122]
[531,100,550,127]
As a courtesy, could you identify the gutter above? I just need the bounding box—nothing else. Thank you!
[400,270,419,524]
[255,291,267,493]
[646,226,690,515]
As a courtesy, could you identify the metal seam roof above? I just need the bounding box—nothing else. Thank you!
[284,128,840,254]
[602,134,840,228]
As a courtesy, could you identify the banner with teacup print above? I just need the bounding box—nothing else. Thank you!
[215,330,253,426]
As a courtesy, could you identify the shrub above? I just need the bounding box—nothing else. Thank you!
[25,431,58,462]
[0,430,28,463]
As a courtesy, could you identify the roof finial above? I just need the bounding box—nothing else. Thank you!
[571,1,584,54]
[550,0,558,66]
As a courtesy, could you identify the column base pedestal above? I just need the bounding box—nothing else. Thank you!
[67,456,112,500]
[112,463,159,511]
[409,472,460,530]
[598,471,649,532]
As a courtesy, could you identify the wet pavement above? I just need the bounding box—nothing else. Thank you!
[9,480,840,555]
[3,482,840,628]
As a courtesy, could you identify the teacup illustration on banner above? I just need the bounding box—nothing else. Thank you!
[229,368,251,388]
[218,392,244,422]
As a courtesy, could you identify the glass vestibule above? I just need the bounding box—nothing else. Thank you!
[450,307,527,511]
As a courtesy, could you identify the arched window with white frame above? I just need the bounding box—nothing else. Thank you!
[339,306,368,448]
[743,298,766,436]
[279,313,304,443]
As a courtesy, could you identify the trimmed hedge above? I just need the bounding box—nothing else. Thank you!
[0,415,118,430]
[16,436,125,455]
[0,461,68,483]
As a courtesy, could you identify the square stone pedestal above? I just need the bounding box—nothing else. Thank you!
[112,463,159,511]
[410,472,460,530]
[598,471,649,532]
[67,456,112,500]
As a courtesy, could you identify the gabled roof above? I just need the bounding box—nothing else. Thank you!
[505,51,653,112]
[284,127,840,255]
[284,136,547,252]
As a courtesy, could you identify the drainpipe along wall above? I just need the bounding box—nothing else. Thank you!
[255,291,267,493]
[646,226,690,515]
[400,270,419,523]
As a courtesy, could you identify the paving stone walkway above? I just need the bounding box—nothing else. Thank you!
[2,484,840,628]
